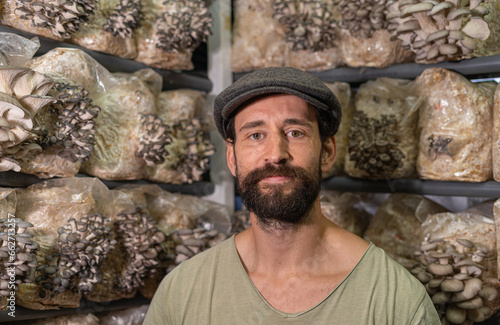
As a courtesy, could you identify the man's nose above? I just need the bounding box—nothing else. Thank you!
[264,134,290,165]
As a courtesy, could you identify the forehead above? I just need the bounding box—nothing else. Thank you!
[234,94,317,127]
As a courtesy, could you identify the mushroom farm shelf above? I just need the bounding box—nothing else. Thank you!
[0,25,213,93]
[0,171,214,196]
[322,177,500,198]
[0,295,150,322]
[234,54,500,85]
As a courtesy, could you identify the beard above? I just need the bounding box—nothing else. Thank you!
[236,160,322,231]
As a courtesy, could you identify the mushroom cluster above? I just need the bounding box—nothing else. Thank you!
[173,118,215,184]
[48,83,101,163]
[427,134,454,160]
[36,213,116,298]
[168,226,226,272]
[114,209,166,294]
[137,114,172,167]
[387,0,491,63]
[273,0,337,51]
[155,0,213,53]
[410,237,499,324]
[0,218,39,297]
[335,0,388,38]
[0,67,55,172]
[104,0,143,39]
[13,0,98,39]
[348,111,404,177]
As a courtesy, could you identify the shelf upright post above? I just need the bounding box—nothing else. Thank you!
[204,0,235,214]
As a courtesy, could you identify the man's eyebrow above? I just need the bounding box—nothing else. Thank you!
[284,118,313,128]
[239,120,265,133]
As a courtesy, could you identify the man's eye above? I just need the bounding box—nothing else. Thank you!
[289,130,303,137]
[250,133,263,140]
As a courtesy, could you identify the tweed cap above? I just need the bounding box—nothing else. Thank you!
[214,67,342,140]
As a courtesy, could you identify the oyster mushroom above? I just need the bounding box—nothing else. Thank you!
[14,0,98,39]
[36,213,116,298]
[172,118,215,184]
[136,114,172,167]
[348,111,405,178]
[0,218,39,297]
[335,0,388,38]
[114,209,167,293]
[168,226,226,272]
[49,83,101,163]
[387,0,491,63]
[155,0,213,53]
[104,0,143,39]
[273,0,337,51]
[0,68,55,171]
[410,238,499,323]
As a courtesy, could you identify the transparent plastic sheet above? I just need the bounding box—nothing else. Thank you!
[96,304,149,325]
[80,69,160,180]
[323,82,353,178]
[16,313,100,325]
[338,29,414,68]
[0,1,62,40]
[70,0,137,59]
[421,211,500,319]
[363,193,448,269]
[14,177,135,310]
[319,191,375,237]
[493,82,500,181]
[344,77,420,180]
[145,89,213,184]
[0,32,40,67]
[416,68,495,182]
[28,48,117,98]
[134,0,194,70]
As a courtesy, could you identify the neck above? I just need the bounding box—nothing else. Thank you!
[238,200,333,275]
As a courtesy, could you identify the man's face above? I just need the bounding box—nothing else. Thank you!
[226,94,336,230]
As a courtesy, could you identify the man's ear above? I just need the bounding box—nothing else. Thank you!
[226,141,237,177]
[321,136,337,173]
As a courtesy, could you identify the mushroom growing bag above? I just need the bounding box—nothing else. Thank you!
[344,77,420,180]
[411,211,500,323]
[416,68,495,182]
[492,82,500,181]
[363,193,448,269]
[14,177,134,310]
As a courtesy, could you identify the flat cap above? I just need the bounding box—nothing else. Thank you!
[214,67,342,140]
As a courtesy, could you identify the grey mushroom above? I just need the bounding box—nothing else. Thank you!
[137,114,172,167]
[335,0,388,39]
[273,0,337,51]
[104,0,143,39]
[155,0,213,53]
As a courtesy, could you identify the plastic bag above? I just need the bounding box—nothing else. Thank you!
[14,177,134,310]
[0,32,40,66]
[416,68,495,182]
[493,82,500,181]
[338,29,414,68]
[71,0,138,59]
[344,77,420,180]
[414,211,500,323]
[320,191,374,237]
[144,89,215,184]
[134,0,194,70]
[80,69,160,180]
[323,82,353,178]
[363,193,448,269]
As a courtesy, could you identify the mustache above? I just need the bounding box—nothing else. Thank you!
[241,163,308,185]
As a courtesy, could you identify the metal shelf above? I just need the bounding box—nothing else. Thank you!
[0,171,214,196]
[322,176,500,198]
[0,25,212,92]
[234,55,500,85]
[0,295,149,322]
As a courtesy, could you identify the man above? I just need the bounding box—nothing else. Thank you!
[144,67,440,324]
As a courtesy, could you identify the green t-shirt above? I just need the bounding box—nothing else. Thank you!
[144,236,440,324]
